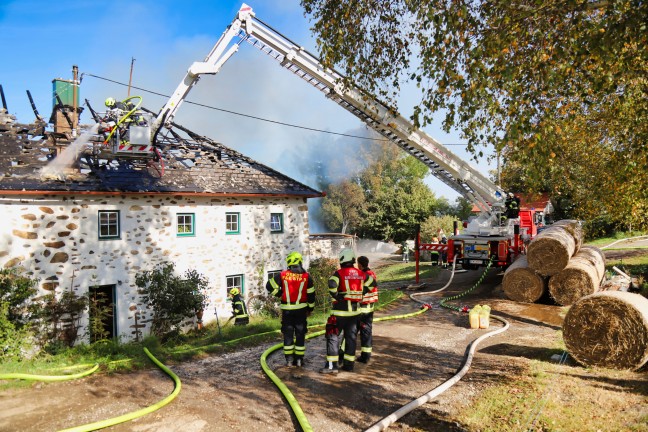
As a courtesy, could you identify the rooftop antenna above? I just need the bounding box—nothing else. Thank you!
[127,57,136,97]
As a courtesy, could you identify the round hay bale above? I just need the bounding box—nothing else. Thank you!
[527,227,577,276]
[503,255,546,302]
[563,291,648,370]
[548,246,606,306]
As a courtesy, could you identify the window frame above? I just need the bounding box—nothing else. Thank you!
[226,274,244,300]
[225,212,240,235]
[98,210,120,240]
[267,270,282,282]
[270,213,284,233]
[176,213,196,237]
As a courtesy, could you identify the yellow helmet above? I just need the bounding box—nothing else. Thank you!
[105,97,116,107]
[339,248,356,264]
[286,251,303,267]
[229,287,240,296]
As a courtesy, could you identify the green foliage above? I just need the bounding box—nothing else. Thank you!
[307,257,338,313]
[0,269,40,360]
[35,291,88,350]
[135,263,209,338]
[303,0,648,231]
[0,268,38,329]
[420,214,460,243]
[321,179,365,233]
[320,142,445,241]
[87,291,113,343]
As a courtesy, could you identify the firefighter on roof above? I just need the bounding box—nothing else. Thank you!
[266,251,315,367]
[320,248,376,374]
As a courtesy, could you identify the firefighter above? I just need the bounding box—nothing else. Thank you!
[320,248,376,374]
[440,234,449,268]
[228,288,249,325]
[266,251,315,367]
[357,255,378,364]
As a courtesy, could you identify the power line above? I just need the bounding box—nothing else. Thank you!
[81,72,469,146]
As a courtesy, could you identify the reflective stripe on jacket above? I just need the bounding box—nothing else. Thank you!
[232,295,249,319]
[359,268,378,313]
[266,268,315,311]
[329,265,376,316]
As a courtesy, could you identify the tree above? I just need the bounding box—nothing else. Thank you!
[301,0,648,229]
[321,179,366,233]
[135,263,209,338]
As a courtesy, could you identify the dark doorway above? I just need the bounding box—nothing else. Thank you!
[89,284,116,341]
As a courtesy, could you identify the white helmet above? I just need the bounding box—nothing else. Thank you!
[339,248,356,264]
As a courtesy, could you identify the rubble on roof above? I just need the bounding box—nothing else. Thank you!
[0,109,321,197]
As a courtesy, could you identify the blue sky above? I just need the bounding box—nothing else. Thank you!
[0,0,496,202]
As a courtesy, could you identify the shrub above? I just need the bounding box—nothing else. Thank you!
[135,263,208,338]
[308,257,338,313]
[0,269,39,360]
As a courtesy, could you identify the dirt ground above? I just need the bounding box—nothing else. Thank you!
[1,249,647,432]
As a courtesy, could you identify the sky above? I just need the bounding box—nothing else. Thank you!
[0,0,498,205]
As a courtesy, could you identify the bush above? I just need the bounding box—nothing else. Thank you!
[0,269,39,360]
[308,257,338,314]
[135,263,208,338]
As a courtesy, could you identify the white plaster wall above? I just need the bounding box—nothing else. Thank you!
[0,193,312,342]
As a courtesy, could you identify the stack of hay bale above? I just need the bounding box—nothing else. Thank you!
[502,219,648,370]
[503,219,605,305]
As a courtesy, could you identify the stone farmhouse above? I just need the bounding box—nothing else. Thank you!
[0,83,323,343]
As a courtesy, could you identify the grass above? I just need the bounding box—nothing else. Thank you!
[585,231,648,248]
[458,335,648,432]
[375,261,441,283]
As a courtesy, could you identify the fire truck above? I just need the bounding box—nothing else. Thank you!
[104,3,537,269]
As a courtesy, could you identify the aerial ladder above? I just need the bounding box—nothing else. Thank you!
[121,3,535,269]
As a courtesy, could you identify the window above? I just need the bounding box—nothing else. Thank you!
[226,274,244,299]
[98,210,120,240]
[270,213,283,233]
[226,212,240,234]
[267,270,282,282]
[177,213,195,236]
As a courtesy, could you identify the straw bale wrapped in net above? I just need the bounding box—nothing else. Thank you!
[563,291,648,370]
[502,255,547,302]
[548,246,606,305]
[527,220,583,276]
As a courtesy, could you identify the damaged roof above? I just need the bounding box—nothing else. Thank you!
[0,110,322,198]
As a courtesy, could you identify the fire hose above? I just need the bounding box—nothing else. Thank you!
[57,348,181,432]
[259,293,425,432]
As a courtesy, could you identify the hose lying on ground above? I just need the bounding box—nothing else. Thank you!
[58,348,180,432]
[259,297,428,432]
[0,364,99,382]
[365,258,510,431]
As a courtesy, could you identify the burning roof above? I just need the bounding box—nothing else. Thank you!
[0,108,322,197]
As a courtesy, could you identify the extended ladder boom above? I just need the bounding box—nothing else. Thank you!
[153,3,507,220]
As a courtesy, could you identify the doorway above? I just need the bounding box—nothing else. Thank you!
[89,284,116,341]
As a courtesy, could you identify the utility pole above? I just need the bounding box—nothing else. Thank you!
[127,57,136,96]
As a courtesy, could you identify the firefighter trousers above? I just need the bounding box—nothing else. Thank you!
[281,310,308,361]
[326,314,359,369]
[359,312,374,357]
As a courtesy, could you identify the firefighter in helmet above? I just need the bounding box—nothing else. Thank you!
[266,251,315,367]
[357,255,378,364]
[228,287,249,325]
[320,248,376,374]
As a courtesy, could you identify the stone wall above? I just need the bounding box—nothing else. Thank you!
[0,193,311,342]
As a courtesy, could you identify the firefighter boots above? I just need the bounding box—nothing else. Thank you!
[357,353,371,364]
[293,358,303,368]
[319,361,338,374]
[285,355,293,367]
